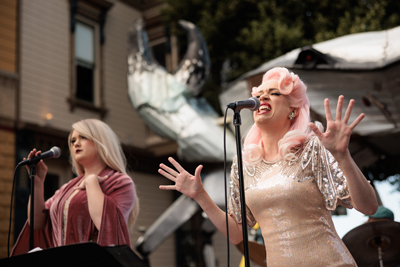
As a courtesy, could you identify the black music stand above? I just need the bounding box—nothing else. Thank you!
[0,243,149,267]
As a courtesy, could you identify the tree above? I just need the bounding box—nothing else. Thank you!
[160,0,400,112]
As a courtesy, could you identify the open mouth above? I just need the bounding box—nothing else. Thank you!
[258,103,271,113]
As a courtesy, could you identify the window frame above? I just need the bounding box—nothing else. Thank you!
[74,18,99,105]
[67,0,112,118]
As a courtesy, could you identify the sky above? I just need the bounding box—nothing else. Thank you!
[332,179,400,238]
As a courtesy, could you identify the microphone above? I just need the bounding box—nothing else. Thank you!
[227,97,260,111]
[18,146,62,166]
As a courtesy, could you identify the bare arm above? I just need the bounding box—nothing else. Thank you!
[26,149,48,230]
[334,150,377,214]
[27,179,46,230]
[159,157,244,244]
[192,189,243,244]
[309,96,378,215]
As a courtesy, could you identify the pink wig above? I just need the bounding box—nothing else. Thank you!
[243,67,311,164]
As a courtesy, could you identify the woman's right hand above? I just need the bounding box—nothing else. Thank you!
[159,157,204,200]
[24,148,48,183]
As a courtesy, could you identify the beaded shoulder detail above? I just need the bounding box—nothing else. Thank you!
[281,135,352,210]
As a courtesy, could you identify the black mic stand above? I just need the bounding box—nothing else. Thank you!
[233,110,250,267]
[29,164,36,251]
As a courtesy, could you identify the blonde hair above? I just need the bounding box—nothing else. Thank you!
[68,119,127,176]
[68,119,139,236]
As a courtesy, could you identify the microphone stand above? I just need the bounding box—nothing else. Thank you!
[29,164,36,251]
[233,110,250,267]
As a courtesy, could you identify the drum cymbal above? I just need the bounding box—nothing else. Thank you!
[342,221,400,266]
[236,241,266,266]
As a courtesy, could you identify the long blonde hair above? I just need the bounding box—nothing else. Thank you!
[68,119,139,237]
[68,119,127,176]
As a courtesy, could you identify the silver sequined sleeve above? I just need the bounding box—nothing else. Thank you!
[308,136,353,210]
[227,157,257,227]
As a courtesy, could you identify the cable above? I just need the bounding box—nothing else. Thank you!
[223,106,230,267]
[8,163,22,257]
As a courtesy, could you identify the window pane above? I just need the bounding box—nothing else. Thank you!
[75,22,94,64]
[76,64,94,102]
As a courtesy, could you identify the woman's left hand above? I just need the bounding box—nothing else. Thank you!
[75,174,108,190]
[309,95,364,160]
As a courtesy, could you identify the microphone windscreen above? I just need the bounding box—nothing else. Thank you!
[51,146,62,158]
[249,96,260,111]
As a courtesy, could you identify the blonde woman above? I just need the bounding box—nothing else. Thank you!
[12,119,139,255]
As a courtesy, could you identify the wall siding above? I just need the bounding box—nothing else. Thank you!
[0,0,17,73]
[0,129,15,257]
[19,0,149,148]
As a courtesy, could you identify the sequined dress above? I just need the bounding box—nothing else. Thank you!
[228,136,357,266]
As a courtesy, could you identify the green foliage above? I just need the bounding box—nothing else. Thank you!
[388,174,400,192]
[159,0,400,112]
[364,155,400,186]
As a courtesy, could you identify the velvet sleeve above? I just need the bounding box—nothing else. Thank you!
[97,173,136,247]
[10,178,81,256]
[10,186,65,256]
[10,220,52,256]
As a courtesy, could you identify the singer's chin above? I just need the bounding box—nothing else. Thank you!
[254,115,270,125]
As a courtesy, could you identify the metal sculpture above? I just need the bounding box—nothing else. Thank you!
[127,19,235,162]
[127,19,236,264]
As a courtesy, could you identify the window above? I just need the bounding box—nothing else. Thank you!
[75,21,95,103]
[67,0,114,118]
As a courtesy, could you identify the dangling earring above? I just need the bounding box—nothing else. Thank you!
[289,111,295,121]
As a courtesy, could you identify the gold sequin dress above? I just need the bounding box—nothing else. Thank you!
[228,136,357,266]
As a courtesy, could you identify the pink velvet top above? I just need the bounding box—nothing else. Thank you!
[11,168,136,256]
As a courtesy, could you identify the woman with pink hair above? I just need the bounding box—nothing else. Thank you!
[159,67,377,266]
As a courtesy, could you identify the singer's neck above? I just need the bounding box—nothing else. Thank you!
[83,160,107,177]
[260,128,288,161]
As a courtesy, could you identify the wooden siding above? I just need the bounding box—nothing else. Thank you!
[0,129,15,258]
[0,71,17,120]
[0,0,17,73]
[101,1,149,148]
[19,0,149,149]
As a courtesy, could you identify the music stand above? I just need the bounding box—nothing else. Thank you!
[0,243,149,267]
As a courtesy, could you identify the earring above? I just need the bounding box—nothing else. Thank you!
[289,111,295,121]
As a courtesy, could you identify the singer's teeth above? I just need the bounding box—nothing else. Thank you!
[260,106,271,111]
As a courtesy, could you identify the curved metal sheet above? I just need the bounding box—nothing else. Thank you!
[173,20,211,96]
[135,194,199,255]
[127,19,236,162]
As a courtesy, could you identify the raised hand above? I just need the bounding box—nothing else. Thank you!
[309,95,364,160]
[24,148,48,183]
[159,157,204,200]
[75,174,108,190]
